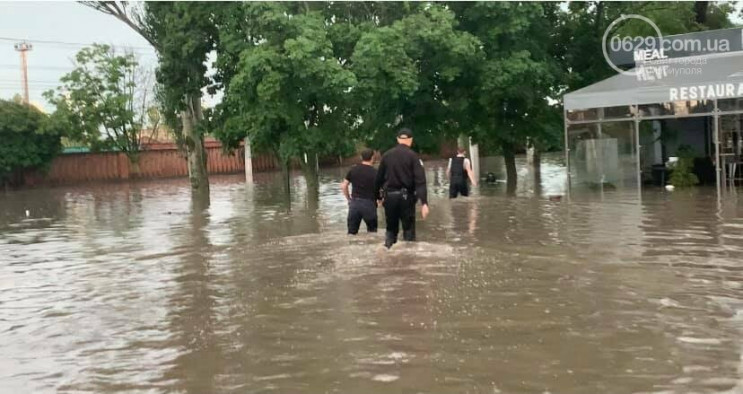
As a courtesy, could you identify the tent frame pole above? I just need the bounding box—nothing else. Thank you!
[564,108,570,199]
[714,98,721,196]
[633,105,641,192]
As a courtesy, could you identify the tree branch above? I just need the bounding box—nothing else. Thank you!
[79,1,159,50]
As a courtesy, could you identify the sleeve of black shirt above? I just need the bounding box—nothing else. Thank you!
[413,157,428,205]
[374,157,387,201]
[344,167,353,182]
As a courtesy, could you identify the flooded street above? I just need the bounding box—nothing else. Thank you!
[2,155,743,393]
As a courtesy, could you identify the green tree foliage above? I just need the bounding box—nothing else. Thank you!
[44,44,148,168]
[450,2,562,189]
[351,4,481,153]
[0,100,64,186]
[215,4,357,170]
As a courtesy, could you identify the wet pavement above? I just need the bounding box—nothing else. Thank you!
[1,154,742,393]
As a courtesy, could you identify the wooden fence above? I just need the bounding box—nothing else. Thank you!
[22,140,458,186]
[23,141,277,186]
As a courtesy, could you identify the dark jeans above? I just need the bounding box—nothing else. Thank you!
[347,198,378,234]
[449,180,469,198]
[383,190,416,242]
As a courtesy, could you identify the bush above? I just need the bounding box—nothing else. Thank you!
[0,100,64,187]
[669,145,699,188]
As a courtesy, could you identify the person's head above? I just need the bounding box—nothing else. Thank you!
[457,147,466,156]
[360,148,374,164]
[396,128,413,146]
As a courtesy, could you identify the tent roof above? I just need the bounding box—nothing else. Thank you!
[564,51,743,110]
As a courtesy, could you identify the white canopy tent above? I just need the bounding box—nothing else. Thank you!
[563,51,743,193]
[565,52,743,111]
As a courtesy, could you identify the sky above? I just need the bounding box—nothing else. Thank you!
[0,2,160,112]
[1,1,742,113]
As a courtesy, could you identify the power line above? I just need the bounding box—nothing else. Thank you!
[0,64,75,71]
[0,36,153,51]
[0,86,55,89]
[0,78,63,83]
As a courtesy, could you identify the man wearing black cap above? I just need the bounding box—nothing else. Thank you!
[374,128,430,249]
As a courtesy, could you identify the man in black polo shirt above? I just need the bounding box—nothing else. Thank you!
[341,149,378,234]
[374,128,429,249]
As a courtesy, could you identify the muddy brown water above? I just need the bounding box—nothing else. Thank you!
[1,155,742,393]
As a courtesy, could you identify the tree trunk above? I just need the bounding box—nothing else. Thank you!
[532,148,541,171]
[694,1,708,24]
[280,157,291,196]
[532,148,541,196]
[182,94,209,202]
[502,142,517,195]
[129,152,141,178]
[300,152,319,191]
[299,153,320,211]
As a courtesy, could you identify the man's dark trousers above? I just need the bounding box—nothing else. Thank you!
[347,198,378,234]
[383,190,416,244]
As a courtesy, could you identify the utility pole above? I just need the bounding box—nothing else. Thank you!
[14,42,32,104]
[244,137,253,183]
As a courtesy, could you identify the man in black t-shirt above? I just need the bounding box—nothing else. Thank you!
[341,149,378,234]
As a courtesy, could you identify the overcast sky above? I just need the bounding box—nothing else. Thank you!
[0,2,160,111]
[1,1,742,112]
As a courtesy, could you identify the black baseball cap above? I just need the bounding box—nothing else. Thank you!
[397,128,413,138]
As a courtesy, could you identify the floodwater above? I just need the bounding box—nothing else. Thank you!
[1,154,743,393]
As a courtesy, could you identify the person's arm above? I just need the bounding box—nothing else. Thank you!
[374,157,387,201]
[341,179,351,201]
[343,169,354,201]
[414,157,430,219]
[446,158,452,180]
[465,158,478,186]
[413,157,428,206]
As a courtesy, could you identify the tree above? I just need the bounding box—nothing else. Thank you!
[213,3,358,192]
[144,2,217,200]
[350,4,481,153]
[82,1,214,200]
[0,100,64,187]
[450,2,562,192]
[44,44,152,174]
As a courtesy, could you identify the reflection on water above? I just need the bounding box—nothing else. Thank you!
[1,154,743,393]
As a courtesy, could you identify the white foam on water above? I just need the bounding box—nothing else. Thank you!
[672,377,693,384]
[659,298,681,308]
[677,337,723,345]
[253,373,292,381]
[683,365,713,373]
[372,374,399,382]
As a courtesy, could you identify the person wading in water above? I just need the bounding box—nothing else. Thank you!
[447,147,478,198]
[374,128,429,249]
[341,149,378,234]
